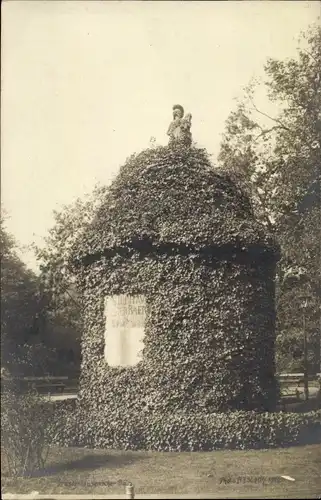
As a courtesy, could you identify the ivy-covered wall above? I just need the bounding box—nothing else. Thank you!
[71,145,280,443]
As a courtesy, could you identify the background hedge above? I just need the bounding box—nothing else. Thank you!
[69,144,282,447]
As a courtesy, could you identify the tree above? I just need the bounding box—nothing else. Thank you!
[218,24,321,373]
[1,211,41,366]
[33,184,109,373]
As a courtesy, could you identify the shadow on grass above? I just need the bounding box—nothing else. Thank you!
[35,452,147,477]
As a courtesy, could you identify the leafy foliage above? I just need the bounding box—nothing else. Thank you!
[71,145,277,264]
[66,144,281,451]
[5,343,58,378]
[218,25,321,372]
[33,186,110,374]
[1,209,64,376]
[1,212,42,366]
[54,404,321,451]
[1,373,57,477]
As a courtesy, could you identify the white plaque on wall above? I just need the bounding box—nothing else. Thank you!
[104,294,146,367]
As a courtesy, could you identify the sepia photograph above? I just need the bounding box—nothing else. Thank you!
[1,1,321,498]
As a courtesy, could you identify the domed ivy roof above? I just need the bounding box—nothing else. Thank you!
[72,145,279,267]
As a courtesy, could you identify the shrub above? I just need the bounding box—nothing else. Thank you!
[1,383,57,477]
[45,398,79,447]
[5,343,58,378]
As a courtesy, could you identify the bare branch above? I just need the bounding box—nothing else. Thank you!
[254,125,284,143]
[252,188,275,233]
[301,47,318,63]
[247,93,291,132]
[247,93,321,154]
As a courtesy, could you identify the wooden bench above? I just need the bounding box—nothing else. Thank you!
[33,382,65,394]
[279,373,320,387]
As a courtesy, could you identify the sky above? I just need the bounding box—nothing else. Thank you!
[1,0,320,272]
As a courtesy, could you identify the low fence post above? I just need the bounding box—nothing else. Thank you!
[125,483,135,499]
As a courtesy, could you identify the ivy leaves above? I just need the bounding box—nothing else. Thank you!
[73,144,280,436]
[70,145,278,268]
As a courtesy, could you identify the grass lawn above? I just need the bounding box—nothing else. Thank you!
[1,445,321,498]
